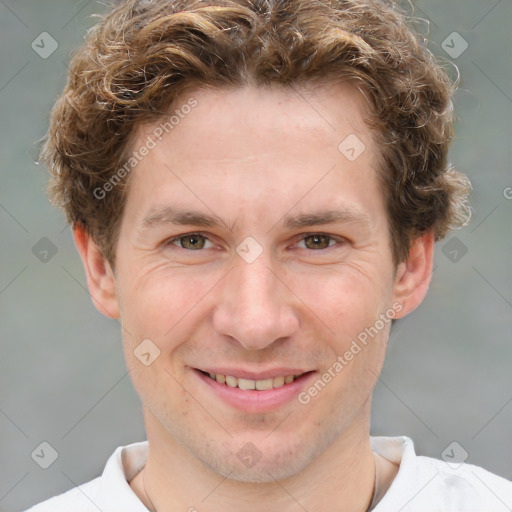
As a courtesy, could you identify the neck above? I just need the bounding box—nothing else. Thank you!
[131,411,378,512]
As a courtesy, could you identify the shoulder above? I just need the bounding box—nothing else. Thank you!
[372,436,512,512]
[24,477,102,512]
[24,441,149,512]
[414,455,512,510]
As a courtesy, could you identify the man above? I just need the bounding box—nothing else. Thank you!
[28,0,511,510]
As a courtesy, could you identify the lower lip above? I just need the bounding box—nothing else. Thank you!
[194,369,316,413]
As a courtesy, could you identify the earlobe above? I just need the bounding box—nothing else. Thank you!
[392,232,435,319]
[73,226,120,319]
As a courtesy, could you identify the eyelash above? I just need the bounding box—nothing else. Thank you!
[163,232,345,251]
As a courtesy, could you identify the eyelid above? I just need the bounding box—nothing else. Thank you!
[296,231,345,240]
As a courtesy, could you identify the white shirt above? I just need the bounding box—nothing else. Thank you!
[25,436,512,511]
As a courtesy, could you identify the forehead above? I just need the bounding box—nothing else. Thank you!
[133,81,376,158]
[122,82,385,231]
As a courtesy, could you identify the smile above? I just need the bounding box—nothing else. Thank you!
[194,368,316,412]
[201,371,299,390]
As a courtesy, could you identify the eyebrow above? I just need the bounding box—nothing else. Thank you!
[138,206,370,232]
[282,209,370,229]
[140,208,225,230]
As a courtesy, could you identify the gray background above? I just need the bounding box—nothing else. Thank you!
[1,0,511,510]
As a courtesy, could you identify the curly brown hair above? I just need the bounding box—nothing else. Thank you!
[41,0,471,268]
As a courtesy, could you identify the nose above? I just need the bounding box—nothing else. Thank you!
[212,254,300,351]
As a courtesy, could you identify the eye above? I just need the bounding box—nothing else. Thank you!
[163,232,343,252]
[297,233,341,250]
[165,233,214,250]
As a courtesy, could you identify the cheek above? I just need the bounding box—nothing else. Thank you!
[119,268,214,343]
[292,266,394,389]
[292,265,393,335]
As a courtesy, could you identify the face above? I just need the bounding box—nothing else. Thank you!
[80,82,431,483]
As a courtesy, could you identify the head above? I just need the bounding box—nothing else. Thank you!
[42,0,470,482]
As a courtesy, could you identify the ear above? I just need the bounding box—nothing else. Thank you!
[73,226,120,319]
[392,232,435,319]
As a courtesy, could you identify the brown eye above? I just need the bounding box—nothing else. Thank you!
[182,235,205,249]
[302,234,333,250]
[173,234,209,250]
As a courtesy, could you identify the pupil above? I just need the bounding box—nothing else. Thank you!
[307,234,328,249]
[184,235,203,249]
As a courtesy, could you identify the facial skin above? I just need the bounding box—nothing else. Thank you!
[75,82,434,511]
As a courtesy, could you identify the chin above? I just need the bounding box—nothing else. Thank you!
[200,437,319,483]
[214,456,310,484]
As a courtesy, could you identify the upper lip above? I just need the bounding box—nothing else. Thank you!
[194,367,313,380]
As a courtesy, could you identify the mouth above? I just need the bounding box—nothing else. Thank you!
[193,368,316,412]
[197,369,306,390]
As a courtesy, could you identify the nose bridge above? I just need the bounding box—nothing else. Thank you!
[237,256,276,315]
[212,251,298,350]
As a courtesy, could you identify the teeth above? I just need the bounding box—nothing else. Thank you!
[225,375,238,387]
[238,378,256,390]
[273,376,285,388]
[205,372,299,390]
[256,378,273,390]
